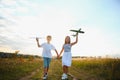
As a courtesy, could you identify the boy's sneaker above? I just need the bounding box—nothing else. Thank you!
[43,73,48,79]
[61,73,68,80]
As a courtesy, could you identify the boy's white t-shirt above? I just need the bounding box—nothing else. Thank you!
[41,43,55,58]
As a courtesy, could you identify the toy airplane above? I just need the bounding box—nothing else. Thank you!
[29,37,44,39]
[70,28,85,37]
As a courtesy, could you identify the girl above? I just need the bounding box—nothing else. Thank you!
[59,34,78,79]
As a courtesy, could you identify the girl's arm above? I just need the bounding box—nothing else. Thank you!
[71,34,78,46]
[59,46,64,58]
[36,38,41,47]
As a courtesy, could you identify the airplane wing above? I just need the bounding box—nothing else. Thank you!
[78,31,85,33]
[70,28,85,34]
[70,30,78,32]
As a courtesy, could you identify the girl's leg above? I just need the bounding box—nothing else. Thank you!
[65,66,68,74]
[63,65,66,73]
[62,65,68,79]
[64,66,68,74]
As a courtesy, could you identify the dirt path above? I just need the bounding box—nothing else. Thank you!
[19,69,40,80]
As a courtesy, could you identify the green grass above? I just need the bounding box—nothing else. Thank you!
[0,58,42,80]
[0,58,120,80]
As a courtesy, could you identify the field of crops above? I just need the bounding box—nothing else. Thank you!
[0,58,120,80]
[71,58,120,80]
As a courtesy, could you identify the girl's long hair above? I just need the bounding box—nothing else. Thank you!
[64,36,71,44]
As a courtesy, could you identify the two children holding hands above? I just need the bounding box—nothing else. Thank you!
[36,34,78,79]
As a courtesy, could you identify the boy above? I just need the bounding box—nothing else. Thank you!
[36,35,58,79]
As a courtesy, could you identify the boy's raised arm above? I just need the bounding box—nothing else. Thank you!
[36,38,41,47]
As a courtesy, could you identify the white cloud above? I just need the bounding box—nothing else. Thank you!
[0,5,75,55]
[1,0,17,6]
[0,0,119,56]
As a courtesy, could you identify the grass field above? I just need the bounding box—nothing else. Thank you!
[71,58,120,80]
[0,58,120,80]
[0,58,42,80]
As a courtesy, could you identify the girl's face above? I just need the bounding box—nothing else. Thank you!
[65,36,70,44]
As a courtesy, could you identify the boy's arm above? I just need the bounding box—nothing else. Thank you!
[54,49,59,57]
[71,34,78,46]
[36,38,41,47]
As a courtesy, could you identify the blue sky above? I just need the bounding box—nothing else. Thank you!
[0,0,120,57]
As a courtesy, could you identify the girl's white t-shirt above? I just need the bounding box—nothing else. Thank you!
[41,43,55,58]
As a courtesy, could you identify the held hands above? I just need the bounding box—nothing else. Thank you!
[57,54,60,59]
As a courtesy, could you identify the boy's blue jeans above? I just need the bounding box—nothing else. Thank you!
[43,57,51,68]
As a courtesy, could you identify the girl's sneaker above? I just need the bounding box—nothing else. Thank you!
[61,73,68,80]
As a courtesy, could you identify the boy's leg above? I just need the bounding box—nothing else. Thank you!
[46,58,51,73]
[43,57,48,74]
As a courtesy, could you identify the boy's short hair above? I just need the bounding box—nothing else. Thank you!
[47,35,52,39]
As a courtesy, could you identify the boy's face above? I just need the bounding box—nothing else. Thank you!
[47,36,52,43]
